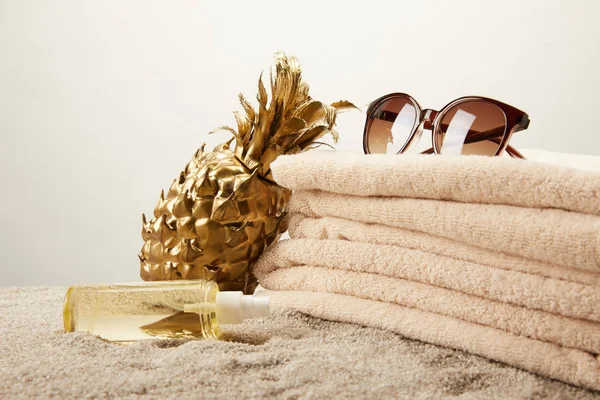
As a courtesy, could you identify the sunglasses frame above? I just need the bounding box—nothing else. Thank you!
[363,93,530,158]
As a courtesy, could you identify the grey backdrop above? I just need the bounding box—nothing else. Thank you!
[1,0,599,286]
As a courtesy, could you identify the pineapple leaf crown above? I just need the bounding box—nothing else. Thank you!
[210,53,358,179]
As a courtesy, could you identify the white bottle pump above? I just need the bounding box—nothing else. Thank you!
[183,291,270,324]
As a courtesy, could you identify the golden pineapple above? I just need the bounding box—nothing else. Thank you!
[139,54,355,293]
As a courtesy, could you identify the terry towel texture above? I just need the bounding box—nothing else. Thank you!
[255,239,600,352]
[288,215,600,286]
[255,150,600,391]
[287,190,600,270]
[271,150,600,214]
[258,290,600,392]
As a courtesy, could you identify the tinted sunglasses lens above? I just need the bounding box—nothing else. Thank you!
[437,100,506,156]
[367,96,417,154]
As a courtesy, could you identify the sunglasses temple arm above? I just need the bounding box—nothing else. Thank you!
[419,139,525,159]
[493,139,526,159]
[461,126,506,145]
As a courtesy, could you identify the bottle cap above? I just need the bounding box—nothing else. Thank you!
[215,292,270,324]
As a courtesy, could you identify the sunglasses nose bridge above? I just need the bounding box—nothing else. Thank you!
[419,109,439,130]
[405,109,438,153]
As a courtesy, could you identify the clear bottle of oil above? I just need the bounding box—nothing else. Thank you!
[63,280,270,343]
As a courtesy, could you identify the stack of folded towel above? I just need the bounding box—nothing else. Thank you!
[253,150,600,391]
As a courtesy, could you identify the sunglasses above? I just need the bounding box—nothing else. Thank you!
[362,93,530,158]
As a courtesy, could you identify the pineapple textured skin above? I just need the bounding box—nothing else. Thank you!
[139,53,356,293]
[140,142,289,293]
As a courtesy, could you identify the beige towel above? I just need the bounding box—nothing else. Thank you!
[270,151,600,215]
[288,214,600,286]
[258,290,600,391]
[254,239,600,352]
[259,151,600,390]
[288,190,600,270]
